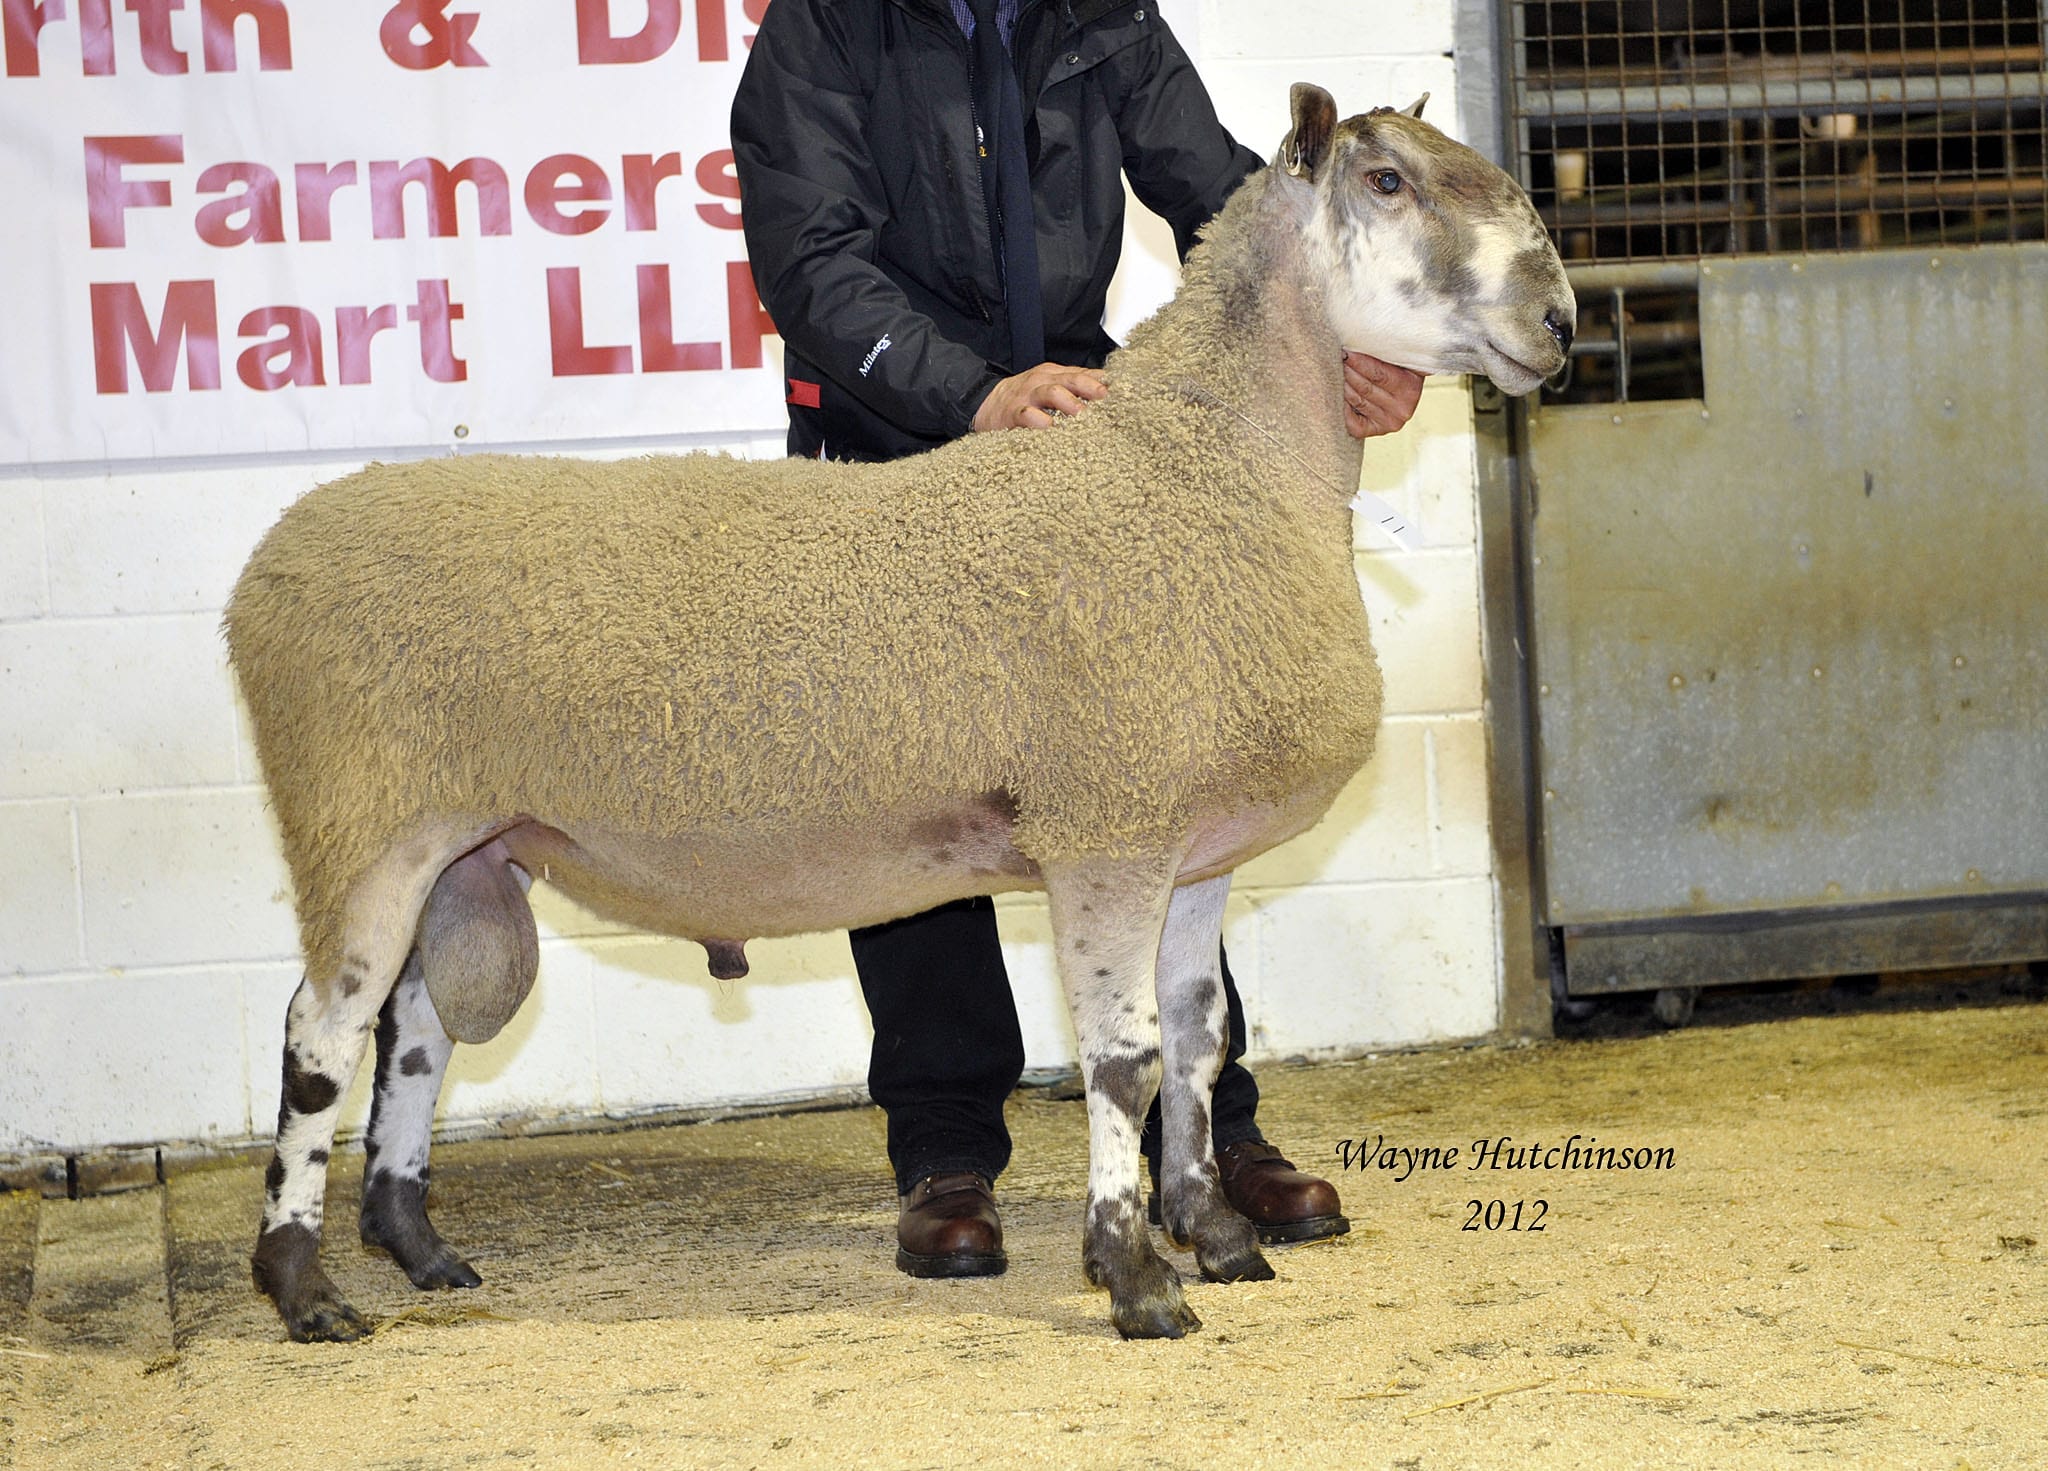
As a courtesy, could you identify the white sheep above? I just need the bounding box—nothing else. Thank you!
[225,84,1573,1342]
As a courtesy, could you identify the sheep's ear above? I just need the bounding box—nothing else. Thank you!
[1283,82,1338,180]
[1402,92,1430,119]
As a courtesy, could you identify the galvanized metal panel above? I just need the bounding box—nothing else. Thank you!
[1562,898,2048,994]
[1527,244,2048,927]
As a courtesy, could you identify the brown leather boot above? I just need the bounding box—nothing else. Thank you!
[1217,1140,1350,1244]
[895,1172,1007,1278]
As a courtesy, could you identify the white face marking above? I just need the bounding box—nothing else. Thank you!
[1310,198,1465,371]
[1298,114,1574,397]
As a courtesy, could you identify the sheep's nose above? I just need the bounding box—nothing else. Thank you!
[1543,309,1575,355]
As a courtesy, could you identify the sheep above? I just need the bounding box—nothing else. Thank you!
[225,83,1574,1343]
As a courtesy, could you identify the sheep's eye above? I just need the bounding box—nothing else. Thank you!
[1369,169,1403,195]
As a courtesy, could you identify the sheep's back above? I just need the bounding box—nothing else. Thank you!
[227,410,1381,880]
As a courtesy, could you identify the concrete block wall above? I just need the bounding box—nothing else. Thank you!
[0,0,1504,1157]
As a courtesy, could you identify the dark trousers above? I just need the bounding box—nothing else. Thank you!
[852,895,1264,1194]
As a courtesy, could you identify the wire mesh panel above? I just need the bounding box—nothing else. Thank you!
[1505,1,2048,400]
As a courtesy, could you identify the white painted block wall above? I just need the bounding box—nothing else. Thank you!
[0,0,1503,1156]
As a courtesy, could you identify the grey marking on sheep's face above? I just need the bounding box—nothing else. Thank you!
[1303,107,1574,396]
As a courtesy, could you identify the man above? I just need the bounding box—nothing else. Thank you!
[731,0,1424,1278]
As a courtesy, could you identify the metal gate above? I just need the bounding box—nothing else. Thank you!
[1488,0,2048,1015]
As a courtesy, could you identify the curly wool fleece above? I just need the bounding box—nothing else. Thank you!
[225,165,1384,962]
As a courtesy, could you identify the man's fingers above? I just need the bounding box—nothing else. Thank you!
[1038,384,1091,417]
[1344,350,1388,386]
[975,363,1109,432]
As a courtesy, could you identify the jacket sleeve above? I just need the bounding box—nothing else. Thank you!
[731,0,1003,441]
[1101,14,1265,262]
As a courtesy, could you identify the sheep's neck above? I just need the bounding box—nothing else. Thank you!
[1111,173,1363,504]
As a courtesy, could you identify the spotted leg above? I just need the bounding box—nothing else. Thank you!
[1154,873,1273,1284]
[252,834,468,1342]
[358,949,480,1290]
[1045,853,1200,1340]
[251,960,392,1343]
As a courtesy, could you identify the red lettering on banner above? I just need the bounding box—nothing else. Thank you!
[693,149,740,229]
[575,0,677,64]
[548,264,766,377]
[570,0,770,65]
[547,266,631,377]
[726,259,776,370]
[5,0,288,75]
[91,279,466,393]
[132,0,186,75]
[696,0,721,61]
[336,304,399,385]
[636,263,720,372]
[90,279,221,392]
[293,161,357,243]
[526,154,612,236]
[3,0,67,78]
[406,278,468,382]
[82,143,760,246]
[368,157,511,239]
[194,161,284,245]
[380,0,484,69]
[238,305,323,389]
[202,0,290,70]
[621,152,683,231]
[696,0,771,63]
[85,135,182,248]
[76,0,110,71]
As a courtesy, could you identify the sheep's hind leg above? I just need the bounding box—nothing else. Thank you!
[1046,854,1199,1340]
[1154,874,1272,1284]
[252,960,392,1342]
[358,949,480,1290]
[254,834,467,1341]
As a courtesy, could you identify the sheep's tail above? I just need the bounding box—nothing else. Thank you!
[416,841,539,1046]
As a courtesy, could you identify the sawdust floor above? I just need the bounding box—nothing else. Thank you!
[4,974,2046,1470]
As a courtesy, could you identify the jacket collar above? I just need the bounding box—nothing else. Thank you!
[893,0,1129,39]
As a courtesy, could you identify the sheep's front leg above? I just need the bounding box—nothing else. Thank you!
[251,964,389,1342]
[1155,873,1273,1284]
[359,950,480,1291]
[1045,855,1200,1340]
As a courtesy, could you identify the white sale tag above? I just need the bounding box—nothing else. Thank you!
[1349,488,1425,551]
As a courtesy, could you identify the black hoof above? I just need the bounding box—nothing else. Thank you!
[255,1221,370,1344]
[1198,1244,1276,1283]
[403,1245,483,1291]
[1096,1249,1200,1339]
[361,1172,479,1290]
[1162,1197,1272,1283]
[1111,1287,1202,1340]
[286,1296,372,1344]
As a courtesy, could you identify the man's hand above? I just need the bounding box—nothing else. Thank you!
[972,364,1108,431]
[1343,351,1425,439]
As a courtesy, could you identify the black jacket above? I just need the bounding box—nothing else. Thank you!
[731,0,1262,461]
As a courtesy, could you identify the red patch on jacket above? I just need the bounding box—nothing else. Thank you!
[786,378,822,409]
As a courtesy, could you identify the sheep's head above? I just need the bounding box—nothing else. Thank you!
[1280,83,1575,396]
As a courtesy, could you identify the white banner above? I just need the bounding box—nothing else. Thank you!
[0,0,789,465]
